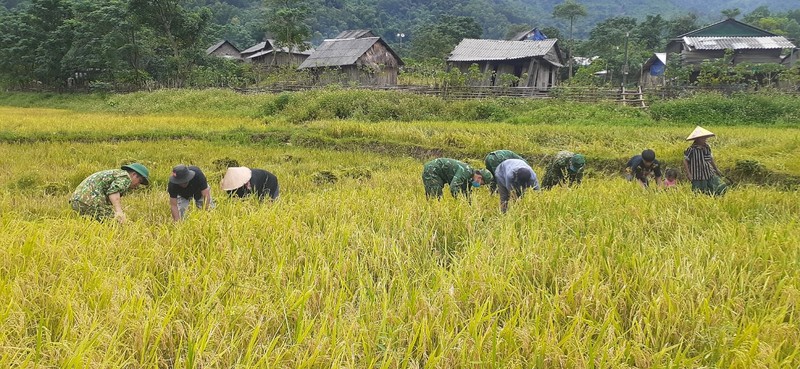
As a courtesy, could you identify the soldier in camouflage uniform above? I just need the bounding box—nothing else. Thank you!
[69,163,150,223]
[422,158,492,199]
[541,151,585,189]
[484,149,525,193]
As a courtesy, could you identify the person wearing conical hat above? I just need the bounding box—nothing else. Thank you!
[69,163,150,223]
[221,167,280,202]
[422,158,492,199]
[541,150,585,189]
[683,126,727,196]
[168,164,214,221]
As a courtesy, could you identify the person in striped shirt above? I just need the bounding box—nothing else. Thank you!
[683,126,727,196]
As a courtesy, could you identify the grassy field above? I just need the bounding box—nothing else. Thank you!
[0,91,799,368]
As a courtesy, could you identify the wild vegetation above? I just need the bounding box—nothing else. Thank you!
[1,0,798,90]
[0,90,799,367]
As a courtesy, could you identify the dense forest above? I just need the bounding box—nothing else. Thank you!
[0,0,798,89]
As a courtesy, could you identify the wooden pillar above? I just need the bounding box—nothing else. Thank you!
[525,59,536,87]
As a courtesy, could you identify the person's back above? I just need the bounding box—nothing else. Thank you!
[495,159,539,212]
[542,151,584,189]
[249,169,280,201]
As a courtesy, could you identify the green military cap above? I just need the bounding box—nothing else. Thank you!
[121,163,150,185]
[569,154,585,173]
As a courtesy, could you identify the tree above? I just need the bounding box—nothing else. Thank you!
[128,0,213,86]
[637,14,667,50]
[408,15,481,61]
[553,0,587,78]
[264,0,311,58]
[667,12,699,38]
[721,8,741,20]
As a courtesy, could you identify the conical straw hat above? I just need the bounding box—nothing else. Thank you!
[686,126,715,141]
[221,167,252,191]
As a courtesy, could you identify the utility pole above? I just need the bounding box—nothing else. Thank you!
[623,31,629,85]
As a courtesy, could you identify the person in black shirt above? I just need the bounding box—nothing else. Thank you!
[168,164,214,221]
[625,149,663,188]
[221,167,280,202]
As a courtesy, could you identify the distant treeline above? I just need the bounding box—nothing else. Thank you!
[0,0,798,89]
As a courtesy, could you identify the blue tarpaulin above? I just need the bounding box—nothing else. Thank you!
[526,28,548,41]
[650,60,665,76]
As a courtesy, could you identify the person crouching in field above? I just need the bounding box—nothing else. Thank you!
[495,159,539,213]
[625,149,663,188]
[541,151,585,189]
[663,168,678,189]
[69,163,150,223]
[168,164,214,221]
[221,167,280,202]
[422,158,492,199]
[683,126,727,196]
[484,149,525,194]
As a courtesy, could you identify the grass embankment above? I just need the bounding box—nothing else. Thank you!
[0,90,799,367]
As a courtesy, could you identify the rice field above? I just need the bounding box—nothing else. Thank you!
[0,94,799,368]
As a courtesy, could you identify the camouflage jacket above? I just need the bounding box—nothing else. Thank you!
[69,169,132,207]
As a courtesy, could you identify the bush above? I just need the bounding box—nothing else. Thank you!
[649,92,800,125]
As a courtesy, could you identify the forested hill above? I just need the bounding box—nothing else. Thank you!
[197,0,793,42]
[0,0,796,90]
[3,0,794,47]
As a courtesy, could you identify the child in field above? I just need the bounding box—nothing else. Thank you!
[663,168,678,188]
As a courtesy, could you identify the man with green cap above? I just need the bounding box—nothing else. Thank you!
[541,150,585,189]
[422,158,492,199]
[69,163,150,223]
[484,149,525,193]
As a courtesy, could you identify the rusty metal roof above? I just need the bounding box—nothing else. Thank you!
[684,36,795,50]
[448,39,561,65]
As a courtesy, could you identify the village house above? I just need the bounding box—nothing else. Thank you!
[240,39,313,67]
[298,37,403,86]
[640,52,667,88]
[447,39,564,89]
[206,40,241,60]
[664,18,797,83]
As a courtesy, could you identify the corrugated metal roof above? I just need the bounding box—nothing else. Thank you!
[334,29,375,39]
[206,40,229,54]
[684,36,795,50]
[241,40,313,56]
[241,41,267,55]
[299,37,380,68]
[448,39,559,62]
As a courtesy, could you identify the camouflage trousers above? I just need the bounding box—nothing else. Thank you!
[422,163,445,198]
[70,200,114,221]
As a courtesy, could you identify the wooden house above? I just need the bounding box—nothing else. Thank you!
[666,18,796,69]
[206,40,241,60]
[240,39,313,67]
[298,37,404,86]
[640,53,666,88]
[447,39,564,89]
